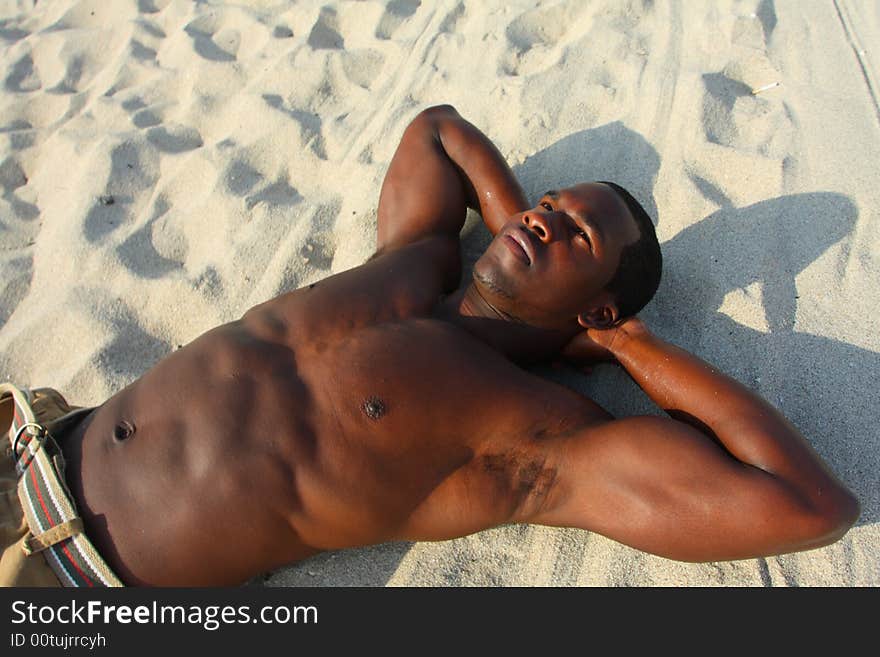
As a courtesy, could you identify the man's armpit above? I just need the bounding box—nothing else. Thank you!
[525,416,732,529]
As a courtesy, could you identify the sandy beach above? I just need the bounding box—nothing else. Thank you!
[1,0,877,586]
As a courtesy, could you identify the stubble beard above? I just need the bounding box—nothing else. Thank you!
[473,268,514,300]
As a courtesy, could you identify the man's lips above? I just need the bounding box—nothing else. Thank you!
[503,230,534,265]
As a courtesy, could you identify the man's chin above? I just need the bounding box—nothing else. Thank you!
[472,263,514,301]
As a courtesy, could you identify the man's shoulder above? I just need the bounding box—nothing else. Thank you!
[242,235,460,340]
[357,234,462,303]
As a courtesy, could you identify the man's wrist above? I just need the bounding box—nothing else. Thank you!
[607,320,654,358]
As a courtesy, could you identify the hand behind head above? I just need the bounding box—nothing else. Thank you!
[586,315,651,353]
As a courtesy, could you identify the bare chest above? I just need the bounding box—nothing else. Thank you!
[301,318,548,447]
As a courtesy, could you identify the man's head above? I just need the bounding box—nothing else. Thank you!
[472,182,661,330]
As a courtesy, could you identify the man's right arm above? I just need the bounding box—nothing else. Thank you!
[532,319,860,562]
[430,106,530,236]
[376,105,529,254]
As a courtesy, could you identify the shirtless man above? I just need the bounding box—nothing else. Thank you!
[11,104,858,586]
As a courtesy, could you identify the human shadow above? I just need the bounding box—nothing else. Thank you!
[462,121,877,526]
[650,191,877,524]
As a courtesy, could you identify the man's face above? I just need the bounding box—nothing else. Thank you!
[473,182,640,328]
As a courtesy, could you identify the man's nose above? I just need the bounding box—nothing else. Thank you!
[522,211,555,242]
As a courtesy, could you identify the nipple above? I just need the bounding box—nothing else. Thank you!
[362,397,387,420]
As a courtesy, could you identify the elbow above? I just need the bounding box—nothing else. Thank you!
[411,104,460,134]
[827,487,861,537]
[420,104,459,119]
[400,105,460,149]
[803,486,861,549]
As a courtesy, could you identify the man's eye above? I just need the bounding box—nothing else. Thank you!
[574,226,592,248]
[540,202,553,211]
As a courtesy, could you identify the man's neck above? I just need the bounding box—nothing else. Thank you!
[434,283,576,364]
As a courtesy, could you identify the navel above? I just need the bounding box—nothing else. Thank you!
[362,397,387,420]
[113,420,136,442]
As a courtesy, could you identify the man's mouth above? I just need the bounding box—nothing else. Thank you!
[503,230,533,265]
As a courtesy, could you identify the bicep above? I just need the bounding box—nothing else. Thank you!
[535,416,828,562]
[376,106,471,252]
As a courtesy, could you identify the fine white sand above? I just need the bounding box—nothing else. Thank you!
[1,0,877,586]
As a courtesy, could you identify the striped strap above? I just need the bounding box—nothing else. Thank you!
[2,383,123,587]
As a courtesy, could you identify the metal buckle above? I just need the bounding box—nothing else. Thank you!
[12,422,47,470]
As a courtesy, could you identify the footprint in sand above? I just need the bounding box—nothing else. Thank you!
[0,156,38,221]
[298,231,335,272]
[0,119,36,151]
[121,97,163,128]
[0,23,30,44]
[375,0,421,40]
[308,6,344,50]
[340,49,385,89]
[116,196,187,280]
[438,1,464,33]
[83,141,159,243]
[191,266,225,301]
[135,19,166,40]
[146,124,203,153]
[733,0,777,49]
[119,96,203,152]
[0,156,28,196]
[133,107,162,128]
[262,94,327,160]
[137,0,171,14]
[4,52,41,93]
[500,1,587,77]
[0,255,33,329]
[221,159,302,212]
[700,1,792,157]
[245,176,302,211]
[93,298,173,382]
[701,72,754,147]
[701,68,793,157]
[131,39,158,61]
[0,155,38,327]
[271,202,340,296]
[184,16,239,62]
[47,55,85,94]
[224,160,264,197]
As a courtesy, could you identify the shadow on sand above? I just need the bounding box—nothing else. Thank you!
[504,122,874,526]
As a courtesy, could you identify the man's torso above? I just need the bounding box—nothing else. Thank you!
[66,239,607,585]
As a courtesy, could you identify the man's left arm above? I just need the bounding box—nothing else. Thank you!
[530,318,859,561]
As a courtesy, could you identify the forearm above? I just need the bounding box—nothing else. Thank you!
[430,106,529,234]
[610,328,855,509]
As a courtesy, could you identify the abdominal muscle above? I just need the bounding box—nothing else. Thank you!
[70,319,326,585]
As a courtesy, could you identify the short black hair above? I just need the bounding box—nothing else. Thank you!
[597,181,662,320]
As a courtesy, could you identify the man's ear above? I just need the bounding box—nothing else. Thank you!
[577,304,619,330]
